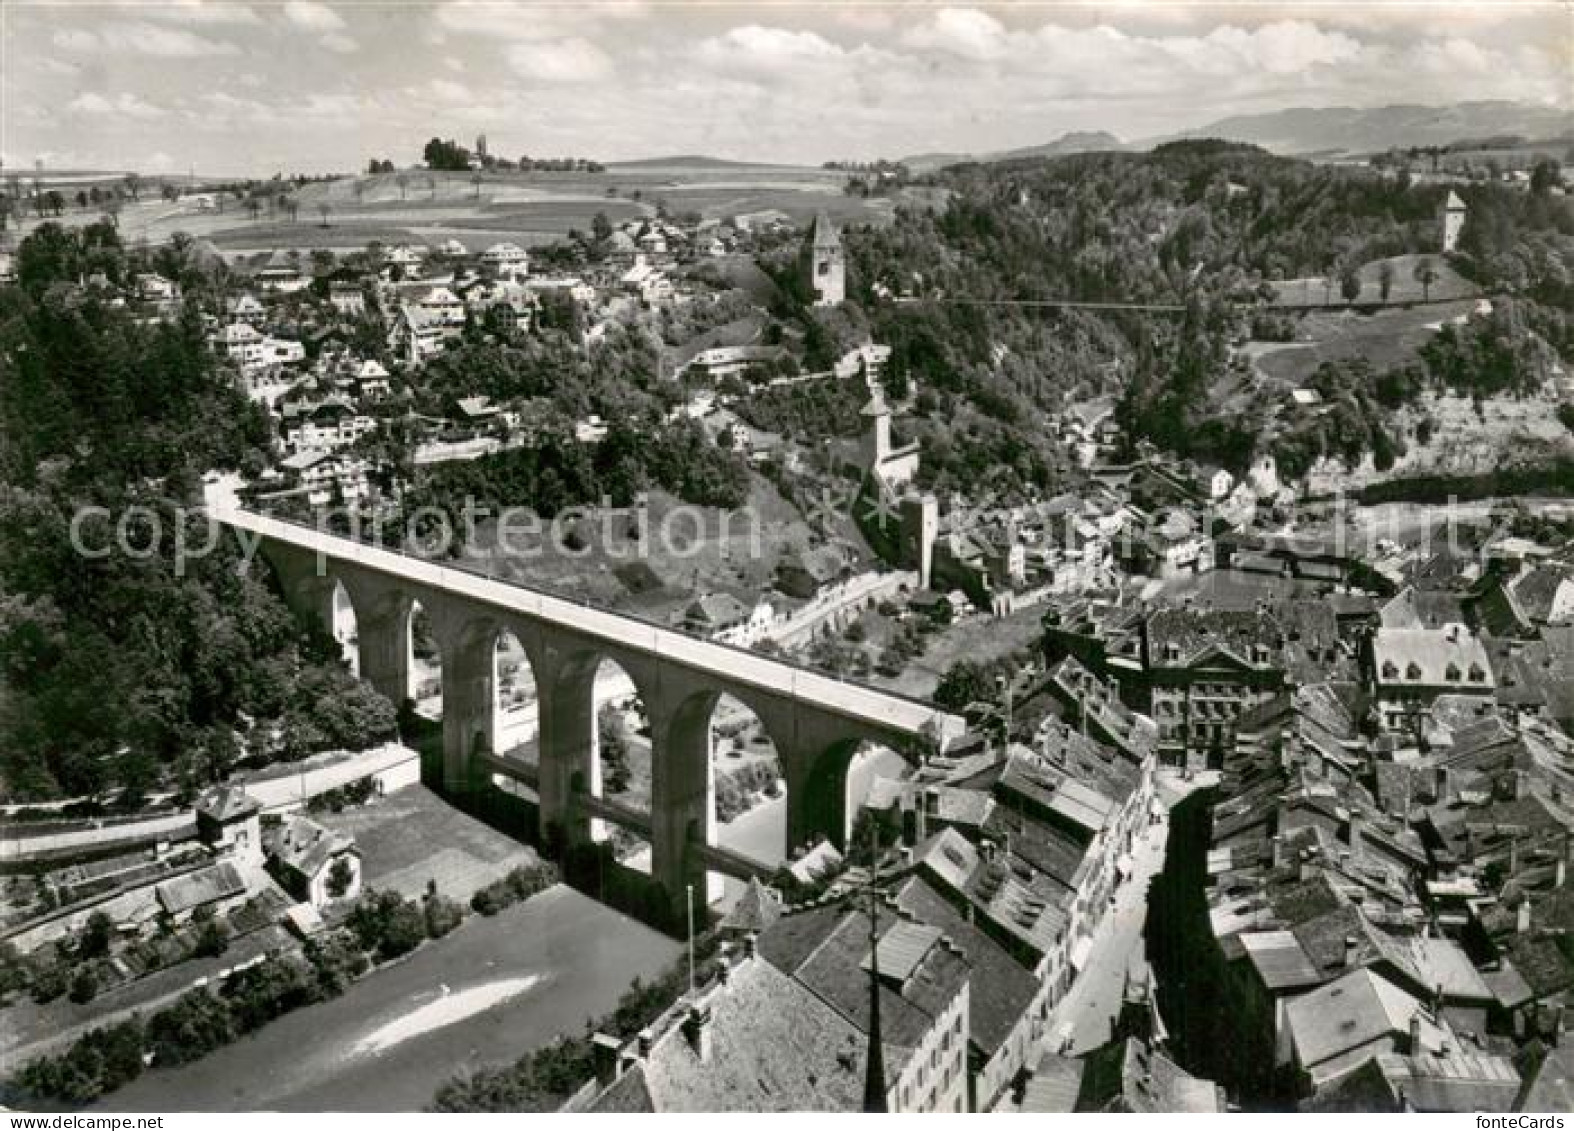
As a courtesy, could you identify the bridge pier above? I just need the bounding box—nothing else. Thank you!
[648,690,721,916]
[782,737,858,855]
[438,625,497,796]
[345,588,412,708]
[262,544,338,639]
[535,653,604,852]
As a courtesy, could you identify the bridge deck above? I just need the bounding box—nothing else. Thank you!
[214,506,961,743]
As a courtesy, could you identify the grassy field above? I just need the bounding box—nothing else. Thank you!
[319,785,539,902]
[1246,298,1481,387]
[869,603,1051,700]
[1269,254,1478,308]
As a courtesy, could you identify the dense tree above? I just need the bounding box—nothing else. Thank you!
[0,224,394,801]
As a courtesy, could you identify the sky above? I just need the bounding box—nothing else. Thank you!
[2,1,1569,176]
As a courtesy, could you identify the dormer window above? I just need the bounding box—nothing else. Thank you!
[1468,663,1487,683]
[1445,663,1462,682]
[1405,662,1423,681]
[1164,643,1180,661]
[1381,660,1398,680]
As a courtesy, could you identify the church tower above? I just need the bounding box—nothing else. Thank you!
[805,211,845,306]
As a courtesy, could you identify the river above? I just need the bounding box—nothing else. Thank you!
[98,886,679,1112]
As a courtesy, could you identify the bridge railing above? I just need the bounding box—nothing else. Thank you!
[212,504,968,744]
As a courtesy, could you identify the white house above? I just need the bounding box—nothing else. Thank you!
[136,273,178,302]
[281,396,377,452]
[226,293,266,326]
[480,241,530,278]
[212,322,268,369]
[280,448,370,505]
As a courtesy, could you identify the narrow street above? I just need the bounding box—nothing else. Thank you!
[1039,768,1218,1058]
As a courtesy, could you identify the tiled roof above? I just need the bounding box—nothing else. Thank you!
[1376,1049,1520,1112]
[719,878,781,936]
[1285,968,1444,1076]
[1373,626,1494,689]
[1241,929,1324,991]
[155,861,247,917]
[589,955,870,1112]
[265,814,356,880]
[893,875,1037,1059]
[195,785,261,822]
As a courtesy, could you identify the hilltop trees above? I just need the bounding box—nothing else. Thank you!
[422,137,472,172]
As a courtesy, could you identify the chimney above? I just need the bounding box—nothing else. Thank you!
[1558,859,1567,889]
[1343,934,1359,968]
[1348,811,1362,854]
[981,839,997,863]
[637,1028,654,1058]
[591,1032,622,1087]
[1517,900,1532,934]
[683,1005,714,1062]
[743,932,757,959]
[1409,1011,1423,1054]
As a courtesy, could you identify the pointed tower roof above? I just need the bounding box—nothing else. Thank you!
[1444,191,1466,211]
[720,877,783,935]
[811,210,842,251]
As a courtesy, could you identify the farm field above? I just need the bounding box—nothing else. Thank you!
[12,160,900,252]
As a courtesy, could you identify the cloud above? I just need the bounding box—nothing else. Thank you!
[67,92,167,120]
[506,38,614,83]
[283,1,346,32]
[51,21,241,56]
[903,7,1009,61]
[321,32,359,53]
[424,79,474,102]
[150,1,261,25]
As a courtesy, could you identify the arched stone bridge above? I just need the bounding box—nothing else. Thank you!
[214,507,966,912]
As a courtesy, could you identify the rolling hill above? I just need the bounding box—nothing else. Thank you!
[1149,100,1572,157]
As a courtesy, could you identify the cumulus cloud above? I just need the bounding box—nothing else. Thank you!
[506,38,615,83]
[51,20,241,56]
[283,1,346,32]
[68,92,166,120]
[150,1,261,25]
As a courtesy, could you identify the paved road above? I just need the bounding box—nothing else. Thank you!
[98,886,679,1112]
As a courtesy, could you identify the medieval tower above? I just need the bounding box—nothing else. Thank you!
[805,211,845,306]
[1441,190,1466,254]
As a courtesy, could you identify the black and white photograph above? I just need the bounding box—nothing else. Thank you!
[0,0,1571,1117]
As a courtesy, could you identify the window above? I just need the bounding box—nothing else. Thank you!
[1405,662,1423,681]
[1445,663,1461,682]
[1469,664,1487,683]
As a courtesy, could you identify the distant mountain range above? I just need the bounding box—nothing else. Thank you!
[902,131,1126,172]
[1148,100,1572,156]
[898,101,1569,172]
[608,154,782,169]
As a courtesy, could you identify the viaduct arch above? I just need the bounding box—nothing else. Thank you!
[231,505,966,920]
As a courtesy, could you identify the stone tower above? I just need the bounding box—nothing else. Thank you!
[1441,190,1466,254]
[805,211,845,306]
[861,386,893,471]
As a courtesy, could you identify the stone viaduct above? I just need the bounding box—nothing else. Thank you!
[215,507,966,915]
